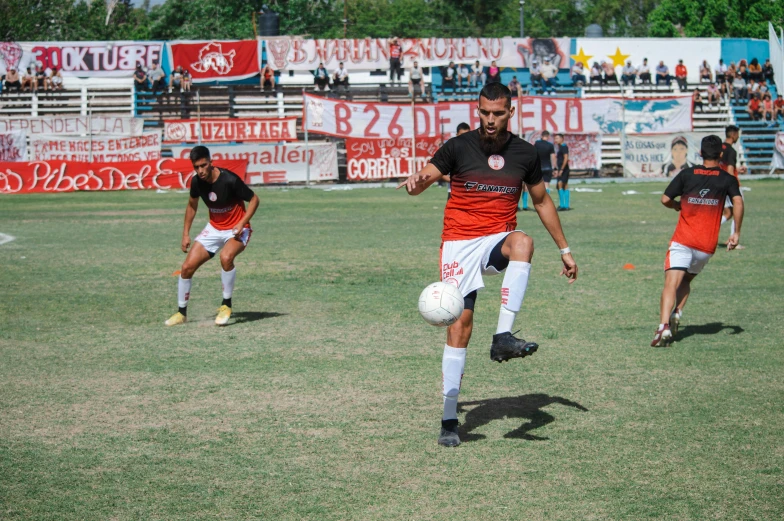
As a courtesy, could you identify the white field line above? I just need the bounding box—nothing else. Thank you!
[0,233,16,246]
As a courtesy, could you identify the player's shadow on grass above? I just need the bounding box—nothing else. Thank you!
[229,311,287,325]
[677,322,744,340]
[457,394,588,442]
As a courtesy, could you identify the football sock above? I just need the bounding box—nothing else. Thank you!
[496,261,532,334]
[178,306,187,316]
[177,276,192,310]
[221,268,236,300]
[222,298,232,308]
[558,189,565,208]
[442,344,466,421]
[566,189,570,208]
[522,192,528,209]
[721,215,728,225]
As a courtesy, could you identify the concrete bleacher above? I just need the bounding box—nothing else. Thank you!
[730,84,781,174]
[0,85,134,117]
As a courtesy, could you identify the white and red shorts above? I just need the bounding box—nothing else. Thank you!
[195,223,252,255]
[440,230,520,296]
[664,241,712,275]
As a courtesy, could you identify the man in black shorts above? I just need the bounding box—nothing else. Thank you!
[719,125,744,248]
[521,130,555,211]
[554,133,570,211]
[165,146,259,327]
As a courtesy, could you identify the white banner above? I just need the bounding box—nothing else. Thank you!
[31,132,162,162]
[169,143,338,184]
[772,132,784,170]
[0,131,27,162]
[623,133,711,178]
[264,37,572,71]
[0,116,144,137]
[524,132,602,170]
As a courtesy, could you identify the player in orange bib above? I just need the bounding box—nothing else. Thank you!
[165,146,259,327]
[399,83,578,447]
[652,135,743,347]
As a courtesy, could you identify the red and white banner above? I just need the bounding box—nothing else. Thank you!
[345,137,443,180]
[31,132,162,162]
[170,143,338,184]
[164,118,297,144]
[0,132,27,162]
[524,132,602,171]
[0,41,163,77]
[0,159,247,194]
[263,37,571,71]
[0,116,144,136]
[169,40,261,83]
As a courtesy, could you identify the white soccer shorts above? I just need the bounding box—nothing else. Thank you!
[194,223,252,254]
[724,191,744,208]
[665,241,712,275]
[440,230,522,296]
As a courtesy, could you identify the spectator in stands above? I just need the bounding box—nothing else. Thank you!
[408,60,425,98]
[169,66,184,92]
[388,37,403,85]
[763,93,775,125]
[758,79,769,97]
[570,62,586,86]
[602,60,618,85]
[261,63,276,93]
[656,60,671,86]
[675,59,688,90]
[747,93,763,120]
[4,67,21,93]
[35,63,46,91]
[457,63,471,90]
[638,58,652,84]
[181,69,192,92]
[486,60,501,84]
[48,67,63,91]
[21,67,35,92]
[723,62,737,97]
[738,60,748,81]
[773,95,784,122]
[699,60,712,83]
[507,75,521,95]
[441,61,456,93]
[589,62,603,85]
[731,73,747,104]
[148,60,166,95]
[333,61,349,89]
[540,57,558,94]
[134,64,148,91]
[748,58,763,82]
[747,78,759,101]
[715,59,727,83]
[621,61,637,86]
[313,62,329,91]
[471,60,485,89]
[706,82,721,108]
[530,60,543,90]
[763,58,774,85]
[692,88,704,113]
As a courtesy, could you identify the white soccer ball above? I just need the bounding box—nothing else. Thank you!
[418,282,465,327]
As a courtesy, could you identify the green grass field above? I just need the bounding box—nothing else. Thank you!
[1,181,783,520]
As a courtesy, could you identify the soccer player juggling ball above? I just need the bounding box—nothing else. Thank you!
[398,83,578,447]
[652,135,743,347]
[165,146,259,327]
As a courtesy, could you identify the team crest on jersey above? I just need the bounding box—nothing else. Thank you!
[699,189,710,198]
[208,192,217,202]
[487,155,505,170]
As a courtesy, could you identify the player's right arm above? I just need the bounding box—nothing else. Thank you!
[727,178,744,250]
[397,163,444,196]
[181,196,198,252]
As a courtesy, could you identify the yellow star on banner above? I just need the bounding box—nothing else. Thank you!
[607,47,630,68]
[571,47,593,68]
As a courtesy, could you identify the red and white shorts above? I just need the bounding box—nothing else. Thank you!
[195,223,252,254]
[665,241,712,275]
[440,230,520,297]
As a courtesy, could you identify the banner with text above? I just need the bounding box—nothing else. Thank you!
[170,143,338,184]
[263,37,571,71]
[772,132,784,170]
[345,137,443,180]
[31,132,162,162]
[0,132,27,162]
[623,133,711,178]
[523,132,602,171]
[0,116,144,136]
[164,118,297,144]
[169,40,261,83]
[0,159,247,194]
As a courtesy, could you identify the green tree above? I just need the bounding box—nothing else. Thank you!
[584,0,659,37]
[648,0,784,38]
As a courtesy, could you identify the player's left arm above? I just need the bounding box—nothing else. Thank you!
[231,178,259,238]
[662,172,684,211]
[528,180,578,283]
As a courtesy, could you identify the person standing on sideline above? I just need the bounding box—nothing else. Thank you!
[554,133,570,211]
[521,131,556,211]
[165,146,259,327]
[440,122,471,199]
[398,83,578,446]
[389,37,403,85]
[651,135,743,347]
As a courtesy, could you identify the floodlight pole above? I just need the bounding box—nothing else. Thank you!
[88,95,95,162]
[410,97,417,178]
[303,88,310,186]
[519,1,525,38]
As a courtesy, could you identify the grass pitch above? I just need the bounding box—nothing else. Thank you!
[1,181,783,520]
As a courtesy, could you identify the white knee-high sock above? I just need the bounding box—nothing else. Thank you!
[496,261,532,334]
[178,276,192,309]
[221,268,236,299]
[721,215,728,225]
[442,345,466,421]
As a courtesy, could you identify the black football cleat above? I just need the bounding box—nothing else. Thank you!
[490,331,539,363]
[438,419,461,447]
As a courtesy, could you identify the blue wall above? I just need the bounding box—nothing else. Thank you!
[721,39,769,65]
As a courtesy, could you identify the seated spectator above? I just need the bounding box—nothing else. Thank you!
[133,64,148,91]
[747,78,759,100]
[440,61,456,93]
[723,62,737,97]
[540,57,558,94]
[530,60,544,89]
[706,82,721,107]
[656,61,671,86]
[621,61,636,86]
[507,75,521,95]
[675,59,688,90]
[457,63,471,89]
[408,60,425,98]
[699,60,712,83]
[589,62,603,85]
[4,67,21,92]
[763,58,774,85]
[763,93,774,125]
[638,58,652,84]
[181,69,192,92]
[333,61,349,88]
[715,59,727,83]
[486,60,501,84]
[471,60,485,88]
[692,88,703,113]
[35,63,46,91]
[773,95,784,121]
[602,60,618,85]
[747,93,762,120]
[313,62,329,91]
[748,58,763,82]
[731,73,747,104]
[49,67,63,91]
[148,60,166,95]
[261,63,276,92]
[758,79,769,97]
[570,62,586,86]
[169,66,185,92]
[21,67,36,92]
[738,60,748,81]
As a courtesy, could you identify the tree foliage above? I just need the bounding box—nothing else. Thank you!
[648,0,784,38]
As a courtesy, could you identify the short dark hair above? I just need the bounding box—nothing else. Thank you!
[189,146,211,163]
[554,133,564,139]
[701,135,723,160]
[479,82,512,108]
[541,130,550,137]
[456,122,471,133]
[725,125,740,137]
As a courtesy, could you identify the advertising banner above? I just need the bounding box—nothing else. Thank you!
[523,132,602,171]
[0,132,27,162]
[164,118,297,144]
[169,40,261,83]
[0,159,247,194]
[772,132,784,170]
[623,133,711,178]
[0,116,144,137]
[345,136,443,180]
[31,132,162,162]
[170,143,338,184]
[263,37,572,71]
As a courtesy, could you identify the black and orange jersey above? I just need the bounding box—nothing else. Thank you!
[189,168,255,231]
[664,165,741,254]
[719,142,737,174]
[430,129,542,242]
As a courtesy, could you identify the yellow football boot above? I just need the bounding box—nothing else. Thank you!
[215,305,232,326]
[165,312,187,326]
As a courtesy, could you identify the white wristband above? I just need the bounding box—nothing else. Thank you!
[559,247,571,255]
